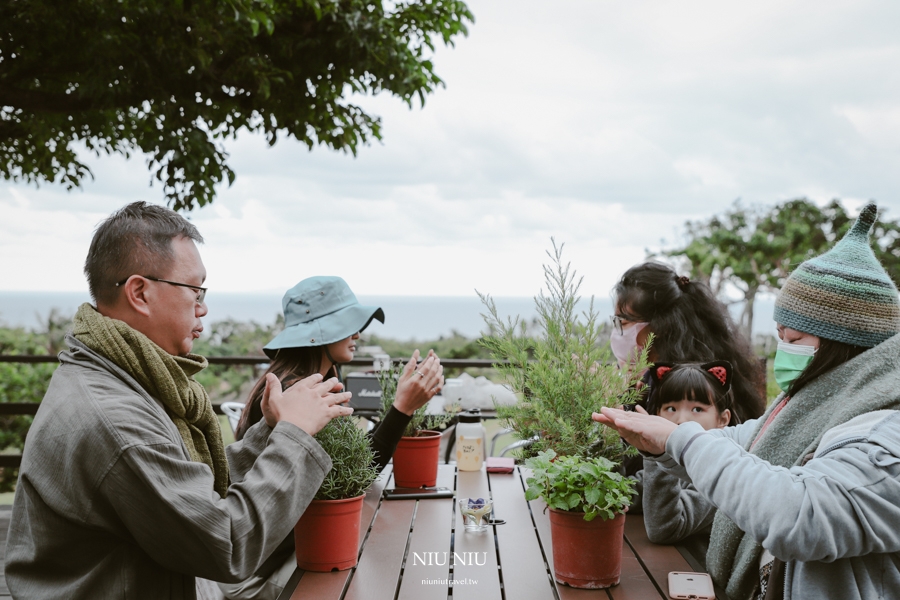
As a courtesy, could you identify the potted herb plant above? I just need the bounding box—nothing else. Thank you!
[525,450,635,587]
[479,240,650,588]
[293,416,379,571]
[378,363,452,488]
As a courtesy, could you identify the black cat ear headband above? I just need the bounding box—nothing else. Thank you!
[649,360,733,393]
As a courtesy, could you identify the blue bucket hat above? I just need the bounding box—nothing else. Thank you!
[263,276,384,358]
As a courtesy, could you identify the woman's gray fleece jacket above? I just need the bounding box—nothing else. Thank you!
[645,409,900,600]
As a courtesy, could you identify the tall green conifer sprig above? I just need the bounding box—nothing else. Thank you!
[479,239,650,462]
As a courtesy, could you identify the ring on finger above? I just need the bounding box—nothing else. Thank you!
[417,371,426,378]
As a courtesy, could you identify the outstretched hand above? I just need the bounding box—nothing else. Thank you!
[591,406,677,456]
[393,349,445,416]
[261,373,353,435]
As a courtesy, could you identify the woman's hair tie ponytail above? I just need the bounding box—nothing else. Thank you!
[676,275,690,290]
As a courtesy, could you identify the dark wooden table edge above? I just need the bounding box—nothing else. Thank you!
[278,568,304,600]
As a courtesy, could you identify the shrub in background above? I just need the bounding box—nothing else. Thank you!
[0,326,60,493]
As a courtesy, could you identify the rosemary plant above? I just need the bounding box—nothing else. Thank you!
[479,239,651,462]
[314,417,378,501]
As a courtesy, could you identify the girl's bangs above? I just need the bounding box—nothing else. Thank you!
[654,367,718,407]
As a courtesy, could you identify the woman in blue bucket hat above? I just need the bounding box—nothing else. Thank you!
[235,275,444,447]
[222,276,445,600]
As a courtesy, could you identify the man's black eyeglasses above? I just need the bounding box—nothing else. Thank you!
[116,276,207,304]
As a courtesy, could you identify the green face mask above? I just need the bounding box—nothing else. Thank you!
[773,341,816,392]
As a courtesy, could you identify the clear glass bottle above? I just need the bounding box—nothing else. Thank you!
[456,410,485,471]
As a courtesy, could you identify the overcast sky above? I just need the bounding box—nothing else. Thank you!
[2,0,899,300]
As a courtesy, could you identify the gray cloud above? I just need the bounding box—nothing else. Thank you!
[3,0,900,295]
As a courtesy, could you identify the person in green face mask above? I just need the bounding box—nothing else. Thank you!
[594,201,900,600]
[772,327,818,393]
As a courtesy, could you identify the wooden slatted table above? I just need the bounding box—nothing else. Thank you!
[277,464,717,600]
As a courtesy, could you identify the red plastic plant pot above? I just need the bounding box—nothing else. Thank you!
[391,430,442,488]
[548,508,626,589]
[294,494,365,572]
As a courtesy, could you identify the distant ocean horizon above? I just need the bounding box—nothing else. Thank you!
[0,291,778,341]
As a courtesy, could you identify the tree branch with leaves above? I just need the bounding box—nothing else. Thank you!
[662,198,900,340]
[1,0,473,211]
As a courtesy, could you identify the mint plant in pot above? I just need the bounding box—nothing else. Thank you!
[378,363,452,488]
[294,416,378,571]
[479,240,650,588]
[525,450,635,587]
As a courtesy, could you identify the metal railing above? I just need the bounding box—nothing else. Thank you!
[0,355,504,368]
[0,354,772,469]
[0,355,508,468]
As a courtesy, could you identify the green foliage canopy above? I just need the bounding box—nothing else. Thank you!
[0,0,473,211]
[665,199,900,339]
[364,331,490,363]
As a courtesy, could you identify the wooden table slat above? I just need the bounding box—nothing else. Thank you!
[453,469,502,600]
[288,571,349,600]
[489,468,559,600]
[623,516,694,597]
[608,537,666,600]
[397,466,456,600]
[343,500,416,600]
[361,464,393,546]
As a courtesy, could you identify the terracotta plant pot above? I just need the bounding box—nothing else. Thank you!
[548,508,626,588]
[391,430,441,488]
[294,494,364,572]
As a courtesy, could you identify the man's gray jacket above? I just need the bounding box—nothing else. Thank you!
[5,336,332,599]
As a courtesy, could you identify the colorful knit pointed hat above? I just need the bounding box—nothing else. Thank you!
[774,201,900,348]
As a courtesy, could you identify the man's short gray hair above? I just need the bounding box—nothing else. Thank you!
[84,201,204,305]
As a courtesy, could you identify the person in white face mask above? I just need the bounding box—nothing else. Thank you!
[596,202,900,600]
[611,262,765,425]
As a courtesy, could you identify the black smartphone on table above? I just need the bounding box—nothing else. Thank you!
[383,487,453,500]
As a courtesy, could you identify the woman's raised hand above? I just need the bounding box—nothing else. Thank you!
[393,349,445,416]
[592,405,676,456]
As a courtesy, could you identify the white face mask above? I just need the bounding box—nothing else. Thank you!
[610,322,649,367]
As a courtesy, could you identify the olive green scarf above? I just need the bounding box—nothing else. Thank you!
[706,332,900,600]
[73,303,230,498]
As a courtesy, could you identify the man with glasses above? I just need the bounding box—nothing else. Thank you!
[6,201,353,599]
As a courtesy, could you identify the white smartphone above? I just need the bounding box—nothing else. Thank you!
[667,571,715,600]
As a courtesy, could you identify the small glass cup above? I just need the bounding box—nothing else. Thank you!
[459,497,493,532]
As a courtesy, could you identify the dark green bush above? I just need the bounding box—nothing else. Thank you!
[0,326,60,493]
